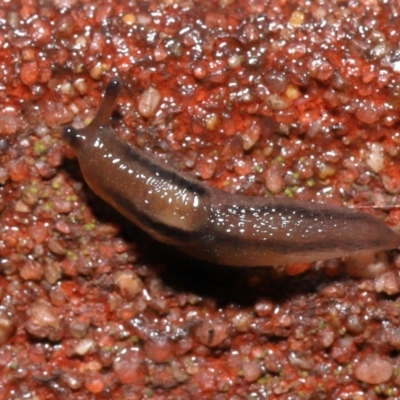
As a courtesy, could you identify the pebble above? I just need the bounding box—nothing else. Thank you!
[114,270,142,299]
[84,371,105,394]
[113,348,147,385]
[374,271,400,295]
[0,315,14,345]
[242,361,261,382]
[354,355,393,384]
[138,87,161,118]
[194,317,230,347]
[144,335,174,363]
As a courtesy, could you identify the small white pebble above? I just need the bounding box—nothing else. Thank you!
[242,362,261,382]
[365,143,385,173]
[264,165,284,194]
[74,339,95,356]
[374,271,400,295]
[228,54,243,69]
[267,94,290,110]
[392,60,400,73]
[15,200,31,213]
[138,87,161,118]
[318,327,335,348]
[370,43,390,59]
[30,300,60,328]
[355,355,393,384]
[114,270,142,298]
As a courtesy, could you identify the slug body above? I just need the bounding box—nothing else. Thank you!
[62,78,400,266]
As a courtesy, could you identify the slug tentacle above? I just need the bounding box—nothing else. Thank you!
[62,78,400,266]
[62,77,122,151]
[90,77,122,127]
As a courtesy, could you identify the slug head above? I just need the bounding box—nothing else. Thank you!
[62,77,122,151]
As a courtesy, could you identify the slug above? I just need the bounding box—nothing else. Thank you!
[62,78,400,266]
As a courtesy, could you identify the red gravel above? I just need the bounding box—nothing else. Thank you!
[2,0,400,399]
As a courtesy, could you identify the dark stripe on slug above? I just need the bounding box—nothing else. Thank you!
[205,231,387,254]
[285,237,386,253]
[106,186,195,242]
[117,136,209,197]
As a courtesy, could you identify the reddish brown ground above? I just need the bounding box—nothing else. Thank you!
[1,0,400,399]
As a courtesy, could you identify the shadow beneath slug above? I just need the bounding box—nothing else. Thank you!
[156,258,335,306]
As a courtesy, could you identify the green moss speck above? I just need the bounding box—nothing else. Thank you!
[27,184,39,194]
[284,187,297,198]
[66,195,78,202]
[84,220,96,231]
[42,201,53,211]
[306,179,315,187]
[255,351,266,359]
[52,182,62,190]
[221,383,230,392]
[130,336,140,344]
[9,360,18,369]
[338,327,346,336]
[386,387,394,396]
[143,388,153,398]
[257,377,267,384]
[318,321,328,329]
[253,163,262,173]
[66,250,78,261]
[33,140,47,155]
